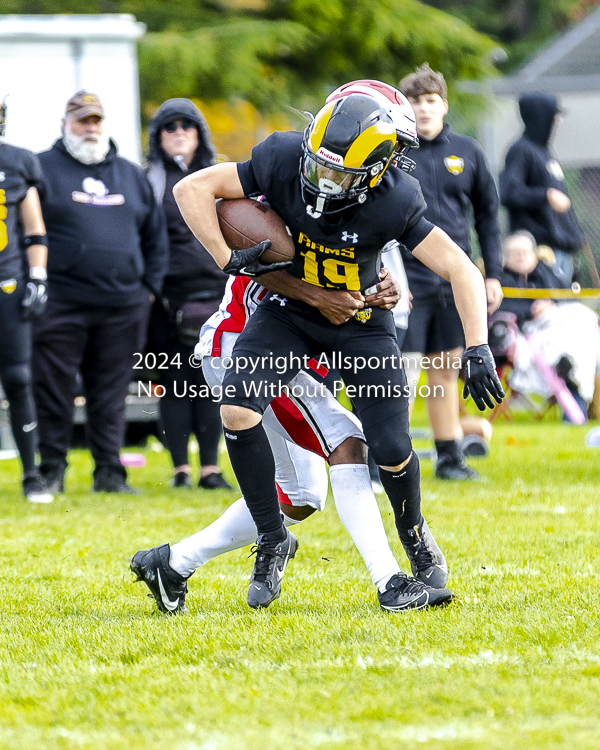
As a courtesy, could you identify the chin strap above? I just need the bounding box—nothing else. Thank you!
[306,194,326,219]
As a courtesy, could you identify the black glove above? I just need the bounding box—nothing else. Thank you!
[21,278,48,321]
[462,344,505,411]
[223,240,292,278]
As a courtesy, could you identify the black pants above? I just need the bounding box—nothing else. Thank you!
[0,279,38,473]
[221,295,412,468]
[32,297,150,468]
[147,299,223,468]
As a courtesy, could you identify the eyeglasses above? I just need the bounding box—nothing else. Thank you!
[162,119,196,133]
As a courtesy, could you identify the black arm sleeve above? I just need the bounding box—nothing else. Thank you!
[500,142,547,210]
[472,146,502,280]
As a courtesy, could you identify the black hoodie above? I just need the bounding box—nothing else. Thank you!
[499,92,582,254]
[37,138,168,306]
[146,99,227,304]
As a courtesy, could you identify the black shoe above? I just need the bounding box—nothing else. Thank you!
[199,472,232,490]
[434,455,480,480]
[247,528,298,609]
[22,470,54,504]
[172,471,192,488]
[399,518,448,589]
[461,434,490,458]
[39,460,67,494]
[93,465,140,494]
[130,543,188,614]
[378,573,453,612]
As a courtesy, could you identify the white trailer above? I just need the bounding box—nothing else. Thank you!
[0,14,145,164]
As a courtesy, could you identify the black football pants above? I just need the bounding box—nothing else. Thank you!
[0,279,38,473]
[32,297,150,468]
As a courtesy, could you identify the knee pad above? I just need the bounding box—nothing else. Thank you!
[1,363,32,399]
[368,428,413,468]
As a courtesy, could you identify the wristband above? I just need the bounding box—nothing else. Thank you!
[29,266,47,281]
[24,235,47,248]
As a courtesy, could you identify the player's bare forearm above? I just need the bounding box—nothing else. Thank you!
[258,270,364,325]
[413,227,488,347]
[173,163,244,268]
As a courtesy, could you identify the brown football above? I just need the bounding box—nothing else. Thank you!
[216,198,295,265]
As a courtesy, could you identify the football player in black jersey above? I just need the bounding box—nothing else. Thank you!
[0,99,53,503]
[174,93,504,611]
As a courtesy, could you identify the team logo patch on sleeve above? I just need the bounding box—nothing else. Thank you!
[444,156,464,175]
[0,278,17,294]
[547,160,565,181]
[354,308,372,323]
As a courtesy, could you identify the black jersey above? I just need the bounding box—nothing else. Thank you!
[0,143,42,281]
[237,131,434,293]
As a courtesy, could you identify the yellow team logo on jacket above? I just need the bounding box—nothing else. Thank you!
[0,278,17,294]
[444,156,464,175]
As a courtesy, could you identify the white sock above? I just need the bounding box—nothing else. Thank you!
[329,464,401,592]
[169,498,304,577]
[169,497,257,577]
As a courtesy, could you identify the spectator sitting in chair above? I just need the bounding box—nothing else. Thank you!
[498,230,566,328]
[497,231,599,418]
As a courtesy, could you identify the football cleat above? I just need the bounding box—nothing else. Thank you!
[247,528,298,609]
[399,517,449,589]
[130,543,188,614]
[434,455,480,481]
[22,470,54,504]
[378,572,453,612]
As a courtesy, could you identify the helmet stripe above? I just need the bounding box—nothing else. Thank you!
[344,122,396,169]
[309,101,336,154]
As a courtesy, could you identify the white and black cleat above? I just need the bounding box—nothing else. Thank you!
[22,470,54,504]
[378,573,453,612]
[130,543,188,614]
[399,517,449,589]
[247,528,298,609]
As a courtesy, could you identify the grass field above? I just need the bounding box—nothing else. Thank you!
[1,412,600,750]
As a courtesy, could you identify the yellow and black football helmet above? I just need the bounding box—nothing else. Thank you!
[300,94,397,218]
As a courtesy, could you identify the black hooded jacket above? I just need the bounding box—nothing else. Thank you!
[37,138,168,306]
[146,99,227,304]
[400,124,502,298]
[499,92,582,254]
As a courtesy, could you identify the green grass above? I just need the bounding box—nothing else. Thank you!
[1,415,600,749]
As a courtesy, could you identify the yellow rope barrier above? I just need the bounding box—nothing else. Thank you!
[501,287,600,300]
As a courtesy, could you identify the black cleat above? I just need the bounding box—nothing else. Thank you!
[22,470,54,504]
[94,465,140,494]
[434,455,480,481]
[130,543,188,614]
[399,517,448,589]
[171,471,192,488]
[199,472,232,490]
[247,528,298,609]
[39,460,67,494]
[378,573,453,612]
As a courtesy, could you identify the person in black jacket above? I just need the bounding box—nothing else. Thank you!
[0,99,53,503]
[399,64,503,480]
[32,91,168,494]
[498,230,566,327]
[500,92,582,284]
[145,99,230,490]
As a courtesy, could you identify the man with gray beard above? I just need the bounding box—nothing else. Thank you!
[32,91,168,494]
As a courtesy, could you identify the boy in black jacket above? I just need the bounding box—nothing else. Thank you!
[400,64,503,480]
[500,92,582,284]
